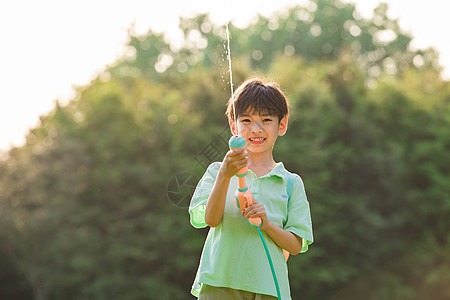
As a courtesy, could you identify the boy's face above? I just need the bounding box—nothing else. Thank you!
[229,108,287,155]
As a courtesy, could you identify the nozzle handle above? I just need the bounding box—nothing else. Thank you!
[229,135,262,228]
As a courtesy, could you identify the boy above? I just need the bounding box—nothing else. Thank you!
[189,78,313,299]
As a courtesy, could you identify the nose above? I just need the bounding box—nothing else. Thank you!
[251,120,263,133]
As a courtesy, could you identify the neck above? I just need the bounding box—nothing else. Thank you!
[247,151,277,176]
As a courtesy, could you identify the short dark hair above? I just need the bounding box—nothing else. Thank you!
[226,78,289,122]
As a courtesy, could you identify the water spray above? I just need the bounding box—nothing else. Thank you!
[225,22,281,299]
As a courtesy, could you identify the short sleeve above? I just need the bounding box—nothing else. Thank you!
[188,162,221,228]
[283,175,314,253]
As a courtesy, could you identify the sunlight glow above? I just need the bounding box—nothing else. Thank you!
[0,0,449,151]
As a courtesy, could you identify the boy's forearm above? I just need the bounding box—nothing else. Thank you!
[205,171,230,227]
[263,221,303,255]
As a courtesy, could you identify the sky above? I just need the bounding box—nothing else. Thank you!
[1,0,449,151]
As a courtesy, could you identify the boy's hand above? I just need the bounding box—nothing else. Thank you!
[243,201,270,230]
[220,148,248,179]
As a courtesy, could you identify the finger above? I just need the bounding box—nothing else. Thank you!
[227,152,247,165]
[234,153,248,163]
[246,204,265,218]
[229,148,245,156]
[234,153,248,161]
[225,151,246,163]
[234,156,248,167]
[236,160,248,169]
[247,202,260,209]
[244,207,257,218]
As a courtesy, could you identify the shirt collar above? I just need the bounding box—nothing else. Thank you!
[250,162,287,180]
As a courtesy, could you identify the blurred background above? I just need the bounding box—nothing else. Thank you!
[0,0,449,299]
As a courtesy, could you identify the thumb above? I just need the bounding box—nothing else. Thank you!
[244,193,257,206]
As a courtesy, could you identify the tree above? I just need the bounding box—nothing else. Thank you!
[0,0,449,299]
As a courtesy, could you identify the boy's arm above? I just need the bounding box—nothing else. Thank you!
[205,148,248,227]
[204,171,230,227]
[244,203,303,255]
[263,221,303,255]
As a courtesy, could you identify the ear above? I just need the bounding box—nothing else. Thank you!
[278,117,288,136]
[229,118,237,135]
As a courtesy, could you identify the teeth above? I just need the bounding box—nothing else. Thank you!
[251,137,265,141]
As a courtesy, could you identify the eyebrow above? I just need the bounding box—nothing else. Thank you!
[240,113,273,117]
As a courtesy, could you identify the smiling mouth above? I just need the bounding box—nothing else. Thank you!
[249,137,266,143]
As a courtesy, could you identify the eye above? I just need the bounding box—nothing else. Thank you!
[241,118,251,123]
[263,118,273,122]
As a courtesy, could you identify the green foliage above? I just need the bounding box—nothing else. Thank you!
[0,0,449,299]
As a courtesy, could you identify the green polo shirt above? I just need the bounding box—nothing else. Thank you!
[189,162,313,299]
